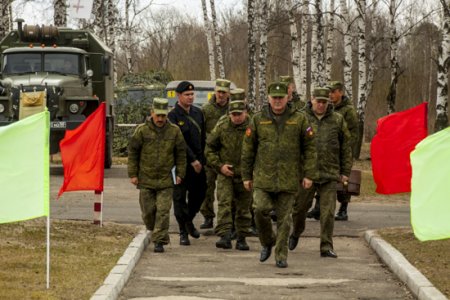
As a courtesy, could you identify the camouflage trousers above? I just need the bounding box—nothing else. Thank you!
[253,188,295,261]
[292,181,336,252]
[214,175,252,237]
[139,187,173,245]
[200,166,217,219]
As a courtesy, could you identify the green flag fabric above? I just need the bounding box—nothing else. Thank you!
[410,126,450,241]
[0,111,50,224]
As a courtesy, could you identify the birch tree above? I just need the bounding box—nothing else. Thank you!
[310,2,318,85]
[325,0,335,80]
[247,0,257,110]
[258,0,269,102]
[288,0,301,92]
[210,0,225,78]
[300,0,309,98]
[201,0,216,80]
[340,0,352,99]
[355,0,367,159]
[314,0,326,86]
[386,0,400,114]
[0,0,11,40]
[53,0,67,27]
[106,0,118,83]
[366,1,378,100]
[92,0,107,41]
[435,0,450,131]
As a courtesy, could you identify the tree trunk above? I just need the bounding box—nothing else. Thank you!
[387,0,398,114]
[258,0,269,103]
[314,0,325,86]
[325,0,335,81]
[340,0,352,99]
[54,0,67,27]
[0,0,10,40]
[288,0,301,92]
[93,0,107,42]
[355,0,367,160]
[366,1,378,99]
[106,0,117,84]
[435,0,450,132]
[201,0,216,81]
[300,0,309,99]
[310,2,318,85]
[210,0,225,78]
[247,0,257,110]
[124,0,133,74]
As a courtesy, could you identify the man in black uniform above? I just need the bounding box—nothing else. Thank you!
[168,81,207,246]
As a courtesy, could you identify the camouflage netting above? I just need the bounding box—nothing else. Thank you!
[113,70,173,157]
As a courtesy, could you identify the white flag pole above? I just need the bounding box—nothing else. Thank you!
[100,191,104,227]
[46,213,50,289]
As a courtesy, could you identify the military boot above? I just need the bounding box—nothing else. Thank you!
[200,217,214,229]
[235,236,250,251]
[179,231,190,246]
[335,202,348,221]
[306,197,321,220]
[216,232,232,249]
[186,221,200,238]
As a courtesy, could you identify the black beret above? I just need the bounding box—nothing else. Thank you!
[176,81,195,93]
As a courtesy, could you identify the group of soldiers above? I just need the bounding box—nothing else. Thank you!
[127,76,358,268]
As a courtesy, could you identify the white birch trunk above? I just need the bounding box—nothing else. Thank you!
[202,0,216,80]
[0,0,10,40]
[53,0,67,27]
[247,0,257,110]
[106,0,117,84]
[435,0,450,131]
[288,0,301,92]
[300,0,309,99]
[366,1,378,99]
[387,0,398,114]
[340,0,352,99]
[325,0,335,81]
[258,0,269,103]
[210,0,225,78]
[124,0,133,73]
[315,0,326,86]
[310,2,318,86]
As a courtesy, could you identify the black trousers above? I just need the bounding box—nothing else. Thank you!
[173,165,207,233]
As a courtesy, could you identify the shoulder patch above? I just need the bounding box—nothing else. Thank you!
[245,127,252,137]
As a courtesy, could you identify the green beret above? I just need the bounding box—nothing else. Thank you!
[279,75,293,84]
[230,88,246,101]
[327,81,344,91]
[152,97,169,115]
[215,78,231,92]
[268,82,288,97]
[229,100,246,113]
[313,87,330,101]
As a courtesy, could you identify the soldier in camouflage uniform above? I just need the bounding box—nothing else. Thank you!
[280,75,306,111]
[307,81,358,221]
[128,98,187,253]
[200,79,232,229]
[241,82,317,268]
[289,88,352,258]
[205,90,252,250]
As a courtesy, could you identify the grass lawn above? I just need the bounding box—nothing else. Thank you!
[0,219,141,300]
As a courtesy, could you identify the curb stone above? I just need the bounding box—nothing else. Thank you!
[90,227,150,300]
[365,230,448,300]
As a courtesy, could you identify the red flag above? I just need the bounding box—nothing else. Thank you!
[58,102,105,197]
[370,102,427,194]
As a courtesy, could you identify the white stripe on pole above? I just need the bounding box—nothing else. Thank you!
[100,192,103,227]
[46,214,50,289]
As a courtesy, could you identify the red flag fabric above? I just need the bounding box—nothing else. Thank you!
[371,102,427,194]
[58,102,105,197]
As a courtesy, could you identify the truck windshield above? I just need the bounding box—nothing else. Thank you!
[2,52,81,75]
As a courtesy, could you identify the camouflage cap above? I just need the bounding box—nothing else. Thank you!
[215,78,231,93]
[268,82,288,97]
[279,75,294,84]
[230,88,246,101]
[327,81,344,91]
[176,81,195,93]
[229,100,246,113]
[313,87,331,101]
[152,97,169,115]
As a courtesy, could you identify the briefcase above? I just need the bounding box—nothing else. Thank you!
[336,169,361,196]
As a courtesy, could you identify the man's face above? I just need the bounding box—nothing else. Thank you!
[229,111,247,125]
[151,111,168,127]
[311,98,329,116]
[329,88,343,105]
[269,95,288,114]
[215,89,229,106]
[177,91,195,108]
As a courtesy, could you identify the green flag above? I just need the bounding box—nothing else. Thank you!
[410,126,450,241]
[0,111,50,224]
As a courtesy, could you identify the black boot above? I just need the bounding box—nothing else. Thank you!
[200,217,213,229]
[335,202,348,221]
[216,232,232,249]
[306,196,320,220]
[154,243,164,253]
[236,236,250,251]
[186,221,200,238]
[179,232,190,246]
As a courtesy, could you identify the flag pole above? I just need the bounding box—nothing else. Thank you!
[100,191,103,227]
[46,213,50,289]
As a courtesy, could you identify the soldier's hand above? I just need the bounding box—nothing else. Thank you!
[302,178,313,189]
[340,175,349,184]
[243,180,253,191]
[191,160,203,173]
[130,177,138,185]
[176,176,182,185]
[220,164,234,177]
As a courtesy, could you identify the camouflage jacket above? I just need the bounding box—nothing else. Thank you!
[303,102,352,183]
[333,96,359,157]
[205,115,250,181]
[291,91,306,111]
[128,119,187,189]
[202,95,229,136]
[241,105,317,193]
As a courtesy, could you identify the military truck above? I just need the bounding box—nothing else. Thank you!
[0,19,114,168]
